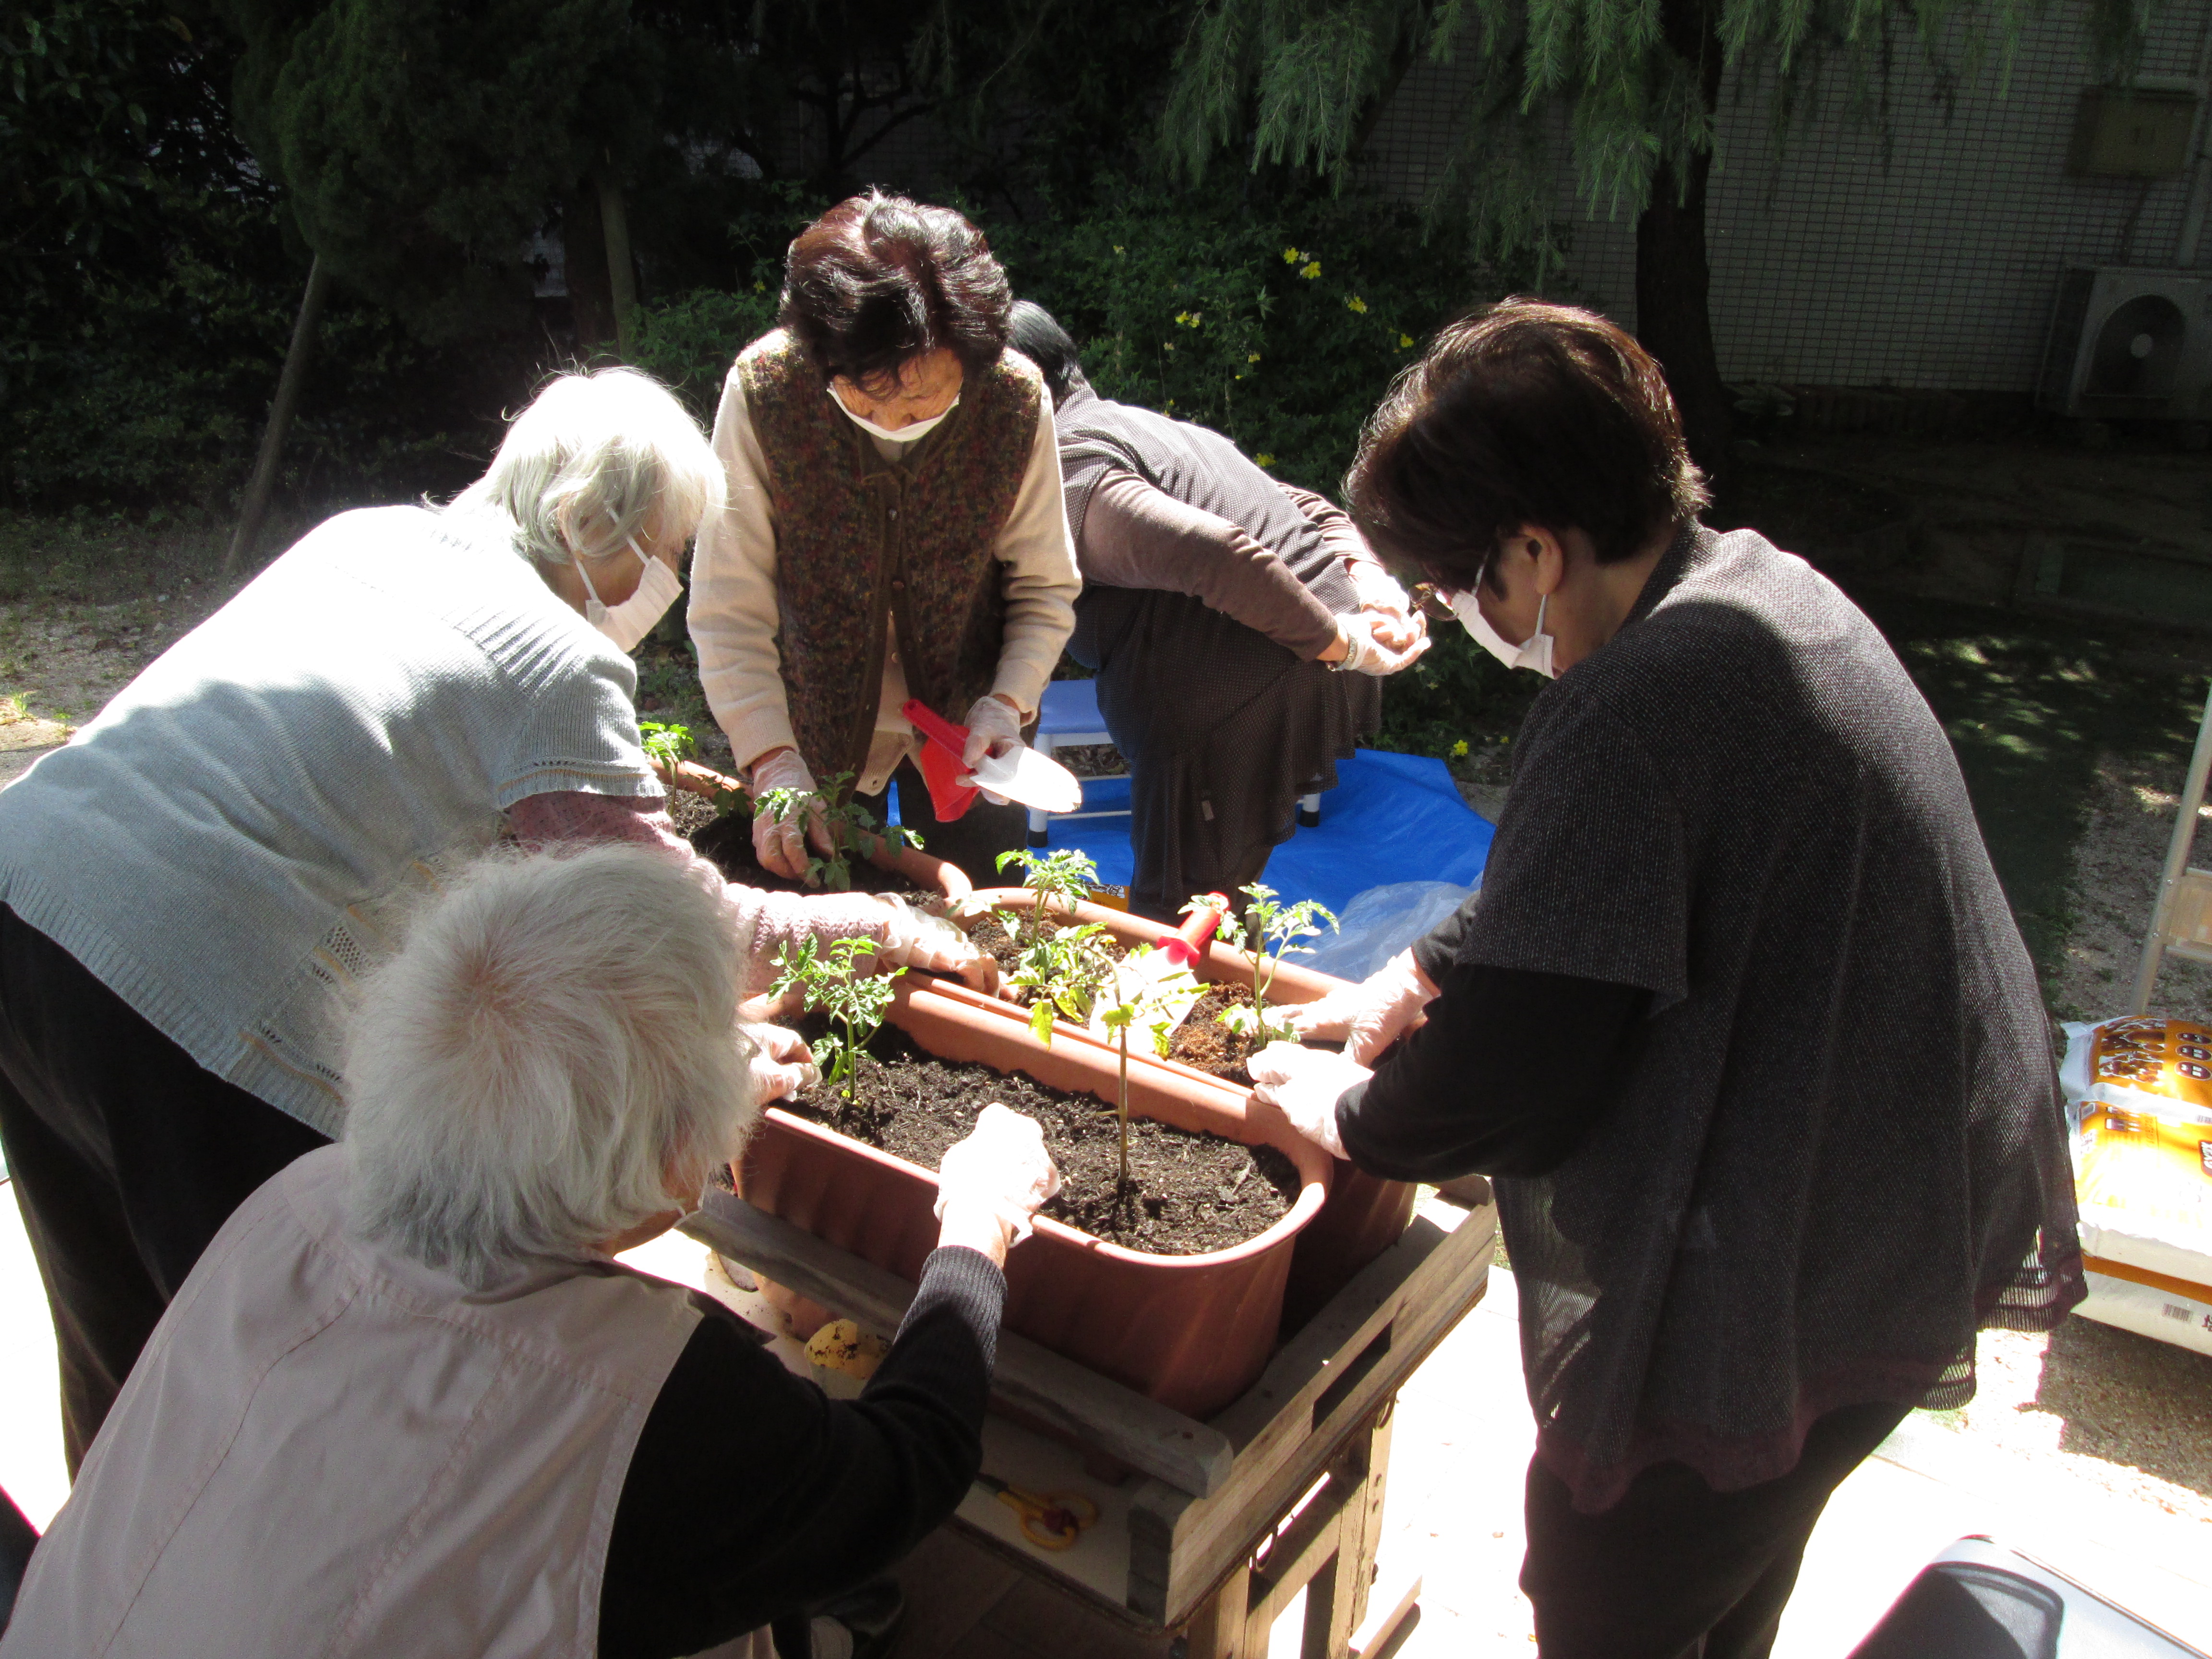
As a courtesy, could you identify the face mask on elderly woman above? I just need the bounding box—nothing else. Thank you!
[575,536,683,653]
[835,394,961,445]
[1448,585,1557,679]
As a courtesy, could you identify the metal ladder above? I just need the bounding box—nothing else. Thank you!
[2131,680,2212,1011]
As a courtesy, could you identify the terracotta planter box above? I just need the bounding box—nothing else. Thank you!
[954,888,1418,1324]
[737,976,1334,1419]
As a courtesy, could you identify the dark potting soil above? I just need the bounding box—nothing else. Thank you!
[973,910,1264,1085]
[779,1020,1302,1254]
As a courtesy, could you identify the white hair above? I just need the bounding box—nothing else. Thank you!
[450,366,724,570]
[344,843,758,1288]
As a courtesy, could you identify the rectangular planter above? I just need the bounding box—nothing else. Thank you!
[955,889,1418,1327]
[737,976,1333,1419]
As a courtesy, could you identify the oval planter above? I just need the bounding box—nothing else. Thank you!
[951,888,1419,1325]
[739,976,1333,1419]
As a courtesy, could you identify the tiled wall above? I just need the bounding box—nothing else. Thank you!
[1361,0,2212,391]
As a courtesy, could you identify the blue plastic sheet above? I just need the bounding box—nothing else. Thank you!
[1006,748,1495,917]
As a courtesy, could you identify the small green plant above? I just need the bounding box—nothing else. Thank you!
[757,769,924,890]
[1206,883,1338,1047]
[1007,921,1118,1046]
[995,846,1100,944]
[1093,947,1199,1191]
[638,720,695,771]
[768,934,902,1099]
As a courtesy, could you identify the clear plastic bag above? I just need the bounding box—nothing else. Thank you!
[1300,879,1476,983]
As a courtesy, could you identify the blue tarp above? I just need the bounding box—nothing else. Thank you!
[1004,748,1495,916]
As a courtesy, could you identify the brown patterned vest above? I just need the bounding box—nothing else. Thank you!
[738,330,1042,788]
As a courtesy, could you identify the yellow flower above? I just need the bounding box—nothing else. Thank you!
[1166,399,1176,408]
[1255,452,1276,467]
[1248,352,1262,363]
[1282,247,1302,264]
[1114,245,1125,255]
[1346,295,1368,314]
[1163,341,1175,352]
[753,279,767,293]
[1397,332,1414,349]
[1299,261,1321,280]
[1451,739,1470,758]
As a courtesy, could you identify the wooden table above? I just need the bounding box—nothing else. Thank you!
[682,1181,1496,1659]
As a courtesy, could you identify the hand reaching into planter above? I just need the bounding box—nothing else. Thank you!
[872,894,1001,996]
[935,1103,1063,1263]
[747,746,836,881]
[1246,1044,1369,1159]
[1280,948,1438,1064]
[742,1022,819,1103]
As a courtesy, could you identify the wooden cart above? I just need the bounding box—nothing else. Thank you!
[682,1178,1496,1659]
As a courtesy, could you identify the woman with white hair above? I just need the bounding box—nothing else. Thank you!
[5,844,1061,1658]
[0,366,991,1470]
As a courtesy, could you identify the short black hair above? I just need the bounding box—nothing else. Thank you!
[1007,300,1087,403]
[779,190,1011,392]
[1346,299,1709,592]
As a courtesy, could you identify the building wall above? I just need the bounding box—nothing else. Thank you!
[1362,0,2212,391]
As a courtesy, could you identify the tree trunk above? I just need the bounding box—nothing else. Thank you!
[597,172,638,359]
[224,254,331,577]
[1635,0,1733,488]
[565,184,616,352]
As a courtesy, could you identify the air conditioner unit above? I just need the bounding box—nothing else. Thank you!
[2037,267,2212,421]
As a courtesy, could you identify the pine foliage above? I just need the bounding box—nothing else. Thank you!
[1164,0,2154,276]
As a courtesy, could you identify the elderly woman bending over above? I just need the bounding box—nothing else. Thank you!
[5,844,1059,1658]
[0,366,986,1470]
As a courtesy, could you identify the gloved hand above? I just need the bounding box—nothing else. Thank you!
[1345,559,1423,654]
[935,1102,1062,1245]
[741,1021,818,1103]
[748,747,833,882]
[872,894,1001,996]
[1280,948,1438,1065]
[959,694,1026,806]
[1246,1043,1367,1159]
[1332,611,1432,677]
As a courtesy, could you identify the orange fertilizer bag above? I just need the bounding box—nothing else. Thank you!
[2059,1016,2212,1355]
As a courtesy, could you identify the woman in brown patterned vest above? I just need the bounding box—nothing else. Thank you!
[690,191,1081,886]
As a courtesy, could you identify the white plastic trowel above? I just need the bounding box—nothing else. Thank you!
[901,699,1083,815]
[1086,892,1231,1040]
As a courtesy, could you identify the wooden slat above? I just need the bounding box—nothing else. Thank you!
[1125,1202,1494,1622]
[679,1190,1236,1498]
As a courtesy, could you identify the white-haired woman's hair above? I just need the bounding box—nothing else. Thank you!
[450,366,724,571]
[344,843,758,1287]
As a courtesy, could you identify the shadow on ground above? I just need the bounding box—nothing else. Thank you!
[2035,1316,2212,1500]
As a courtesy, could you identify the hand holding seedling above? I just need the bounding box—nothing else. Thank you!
[749,747,833,878]
[754,765,924,890]
[742,1021,819,1103]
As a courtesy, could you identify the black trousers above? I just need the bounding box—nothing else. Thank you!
[854,757,1030,890]
[1521,1400,1911,1659]
[0,906,330,1471]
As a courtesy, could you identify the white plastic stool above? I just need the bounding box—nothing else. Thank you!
[1023,679,1322,848]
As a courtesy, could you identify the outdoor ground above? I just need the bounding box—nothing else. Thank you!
[3,423,2212,1649]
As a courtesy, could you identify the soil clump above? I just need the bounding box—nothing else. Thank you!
[779,1021,1300,1253]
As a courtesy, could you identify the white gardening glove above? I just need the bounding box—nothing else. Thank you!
[1247,1042,1368,1159]
[935,1103,1063,1245]
[748,747,832,882]
[1346,559,1424,655]
[742,1022,819,1103]
[1280,948,1438,1065]
[872,894,1001,996]
[1332,611,1431,677]
[959,694,1025,806]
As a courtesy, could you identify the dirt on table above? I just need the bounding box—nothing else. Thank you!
[781,1021,1301,1254]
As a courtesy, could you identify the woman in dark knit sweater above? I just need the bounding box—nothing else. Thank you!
[1006,302,1428,922]
[1250,301,2084,1659]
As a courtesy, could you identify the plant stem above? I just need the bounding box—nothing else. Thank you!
[1117,1025,1131,1192]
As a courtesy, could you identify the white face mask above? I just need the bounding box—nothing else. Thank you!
[1448,587,1558,679]
[836,392,960,445]
[575,535,682,652]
